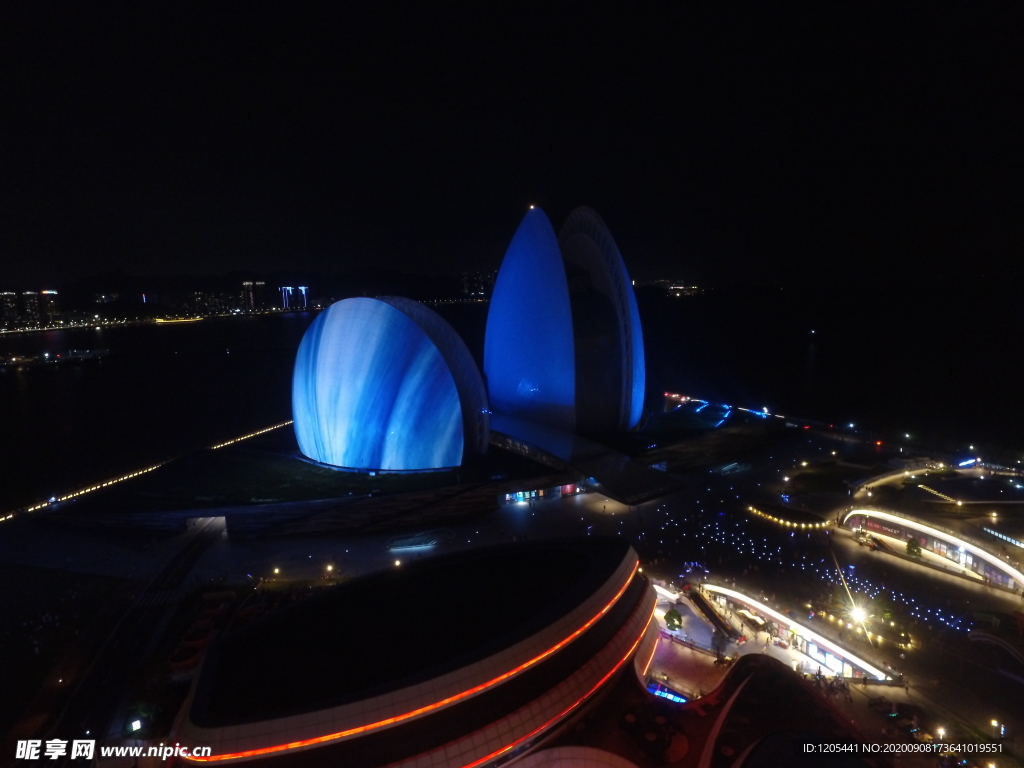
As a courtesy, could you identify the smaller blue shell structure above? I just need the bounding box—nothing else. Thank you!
[293,297,488,471]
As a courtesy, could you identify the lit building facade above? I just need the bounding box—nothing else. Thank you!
[279,286,309,309]
[242,281,266,311]
[40,290,60,324]
[21,291,40,325]
[460,269,497,296]
[0,292,18,325]
[292,297,489,471]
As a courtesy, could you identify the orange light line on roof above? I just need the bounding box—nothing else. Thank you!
[185,560,640,763]
[460,604,656,768]
[642,635,659,677]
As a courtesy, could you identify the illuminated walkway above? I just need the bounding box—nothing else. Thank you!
[842,508,1024,590]
[652,584,889,680]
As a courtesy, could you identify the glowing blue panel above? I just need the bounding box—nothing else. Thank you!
[292,298,463,470]
[485,208,576,432]
[624,266,646,429]
[377,297,490,458]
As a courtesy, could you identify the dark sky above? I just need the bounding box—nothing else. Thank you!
[2,5,1022,288]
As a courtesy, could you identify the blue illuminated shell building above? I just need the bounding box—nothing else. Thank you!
[485,206,645,435]
[292,206,642,473]
[292,296,488,471]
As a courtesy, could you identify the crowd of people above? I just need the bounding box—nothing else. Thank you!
[811,668,853,703]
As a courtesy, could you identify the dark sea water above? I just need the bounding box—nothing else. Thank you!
[636,279,1023,458]
[1,280,1020,511]
[0,313,315,511]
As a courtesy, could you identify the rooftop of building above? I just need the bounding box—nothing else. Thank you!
[191,537,632,727]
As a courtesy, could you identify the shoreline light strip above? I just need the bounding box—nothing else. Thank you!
[843,509,1024,587]
[209,420,293,450]
[7,421,296,521]
[21,463,168,514]
[701,583,888,679]
[185,561,640,762]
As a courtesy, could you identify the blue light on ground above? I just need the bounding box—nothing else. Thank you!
[647,682,688,703]
[712,407,732,428]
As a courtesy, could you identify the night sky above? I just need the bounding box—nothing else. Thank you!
[2,5,1022,288]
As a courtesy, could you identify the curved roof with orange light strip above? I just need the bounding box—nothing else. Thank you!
[177,538,657,767]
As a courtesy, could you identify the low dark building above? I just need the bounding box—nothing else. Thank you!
[175,538,657,767]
